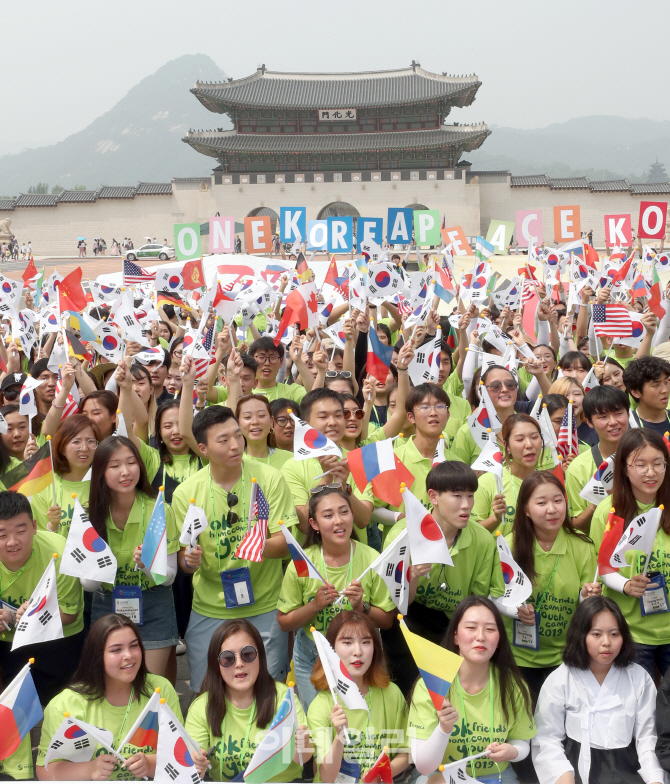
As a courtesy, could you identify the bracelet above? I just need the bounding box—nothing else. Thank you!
[52,402,65,409]
[397,369,409,375]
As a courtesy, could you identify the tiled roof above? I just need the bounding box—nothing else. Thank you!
[58,190,98,202]
[0,199,16,210]
[630,182,670,193]
[171,177,211,184]
[589,180,630,191]
[97,186,137,199]
[192,66,481,110]
[15,194,60,207]
[183,125,490,156]
[549,177,590,189]
[136,182,172,195]
[511,175,549,187]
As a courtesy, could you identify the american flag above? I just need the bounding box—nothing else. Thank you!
[557,402,579,458]
[55,369,80,420]
[521,274,535,304]
[123,259,157,285]
[234,483,269,562]
[396,295,413,315]
[592,304,633,338]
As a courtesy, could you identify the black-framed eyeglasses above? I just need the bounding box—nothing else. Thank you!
[218,645,258,668]
[274,416,292,428]
[486,380,517,392]
[326,370,352,379]
[343,408,364,420]
[254,353,281,365]
[226,492,239,526]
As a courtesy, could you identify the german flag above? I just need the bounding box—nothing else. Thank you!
[0,443,53,496]
[65,330,94,363]
[295,251,310,283]
[157,290,189,311]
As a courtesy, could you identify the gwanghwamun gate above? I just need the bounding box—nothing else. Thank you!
[3,63,669,255]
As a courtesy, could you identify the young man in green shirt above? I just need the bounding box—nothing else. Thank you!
[624,356,670,434]
[0,491,84,704]
[248,336,313,403]
[383,461,505,694]
[172,403,297,692]
[565,385,630,531]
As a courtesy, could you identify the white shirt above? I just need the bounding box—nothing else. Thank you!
[532,663,666,784]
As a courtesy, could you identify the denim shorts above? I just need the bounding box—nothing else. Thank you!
[91,584,178,649]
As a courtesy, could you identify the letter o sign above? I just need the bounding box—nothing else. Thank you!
[177,226,198,256]
[638,201,668,240]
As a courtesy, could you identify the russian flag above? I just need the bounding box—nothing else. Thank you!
[280,524,327,582]
[367,327,394,384]
[0,664,43,760]
[348,441,396,493]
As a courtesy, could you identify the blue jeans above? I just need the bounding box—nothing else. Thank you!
[635,641,670,678]
[293,629,319,711]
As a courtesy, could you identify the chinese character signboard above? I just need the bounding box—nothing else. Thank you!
[318,109,357,121]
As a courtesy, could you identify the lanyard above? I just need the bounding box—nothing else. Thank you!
[634,411,670,430]
[245,448,274,466]
[535,554,562,612]
[321,542,354,612]
[114,689,136,750]
[220,703,256,781]
[455,671,501,781]
[111,495,146,588]
[209,467,246,573]
[0,552,33,598]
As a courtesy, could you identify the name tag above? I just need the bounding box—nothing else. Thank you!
[640,573,670,616]
[112,585,143,625]
[335,758,361,784]
[221,567,255,608]
[513,611,539,650]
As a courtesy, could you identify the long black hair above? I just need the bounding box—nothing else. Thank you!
[201,619,277,735]
[154,400,200,466]
[441,596,532,724]
[305,487,353,547]
[88,436,155,542]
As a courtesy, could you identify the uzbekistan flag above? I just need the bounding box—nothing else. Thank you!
[0,442,53,496]
[367,327,394,384]
[244,688,296,783]
[399,619,462,710]
[280,524,326,582]
[0,663,42,760]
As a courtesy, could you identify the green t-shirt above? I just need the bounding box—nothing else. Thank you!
[307,683,407,783]
[386,520,505,617]
[214,385,229,404]
[565,448,598,521]
[591,496,670,645]
[138,440,203,485]
[444,394,471,448]
[0,530,83,644]
[502,527,596,667]
[359,426,388,447]
[282,452,373,544]
[444,372,463,400]
[470,469,523,536]
[171,460,298,619]
[185,682,305,783]
[277,541,395,639]
[37,674,181,780]
[103,493,179,591]
[245,448,293,472]
[32,475,91,538]
[407,672,535,778]
[253,382,306,404]
[0,734,32,780]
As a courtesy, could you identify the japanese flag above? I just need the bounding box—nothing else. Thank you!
[12,556,63,651]
[312,629,369,712]
[155,698,202,783]
[290,413,342,461]
[401,486,452,567]
[179,502,208,548]
[59,498,118,583]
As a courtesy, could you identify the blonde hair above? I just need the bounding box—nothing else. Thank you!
[548,377,584,398]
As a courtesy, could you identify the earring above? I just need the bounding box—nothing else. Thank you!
[269,427,275,434]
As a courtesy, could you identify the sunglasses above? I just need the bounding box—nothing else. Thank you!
[310,482,343,494]
[218,645,258,668]
[343,408,364,420]
[326,371,352,379]
[486,380,517,392]
[226,491,239,527]
[2,388,19,400]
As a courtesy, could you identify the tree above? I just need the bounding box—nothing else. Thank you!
[72,185,87,190]
[27,183,49,194]
[51,185,64,194]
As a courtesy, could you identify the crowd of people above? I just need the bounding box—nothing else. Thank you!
[1,261,670,784]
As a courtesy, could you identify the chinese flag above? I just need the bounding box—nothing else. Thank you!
[57,267,87,312]
[22,257,37,283]
[182,258,205,290]
[597,509,625,575]
[584,243,599,269]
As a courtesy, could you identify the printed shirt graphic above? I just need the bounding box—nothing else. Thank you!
[171,461,297,619]
[36,675,181,781]
[0,734,32,780]
[185,683,305,783]
[501,528,596,667]
[591,496,670,645]
[307,684,407,783]
[277,542,395,639]
[407,674,535,778]
[385,520,504,616]
[0,531,83,644]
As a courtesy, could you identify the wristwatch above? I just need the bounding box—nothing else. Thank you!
[362,601,371,615]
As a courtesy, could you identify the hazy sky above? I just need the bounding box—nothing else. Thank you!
[5,0,669,154]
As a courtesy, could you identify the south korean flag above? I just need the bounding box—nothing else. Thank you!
[579,455,615,506]
[179,503,208,548]
[407,329,441,386]
[366,261,403,302]
[290,412,342,461]
[367,529,410,614]
[12,556,63,651]
[92,321,125,363]
[44,716,114,770]
[155,698,202,783]
[60,498,118,583]
[312,630,369,712]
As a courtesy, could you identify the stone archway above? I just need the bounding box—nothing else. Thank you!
[247,206,279,232]
[317,201,361,220]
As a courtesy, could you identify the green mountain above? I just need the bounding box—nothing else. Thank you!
[0,54,228,196]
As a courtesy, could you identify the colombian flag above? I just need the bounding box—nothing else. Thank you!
[399,618,462,710]
[128,707,159,749]
[0,443,53,496]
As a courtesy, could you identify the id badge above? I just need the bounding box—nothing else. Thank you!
[640,573,670,616]
[220,567,255,608]
[112,586,143,625]
[513,611,540,650]
[335,758,361,784]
